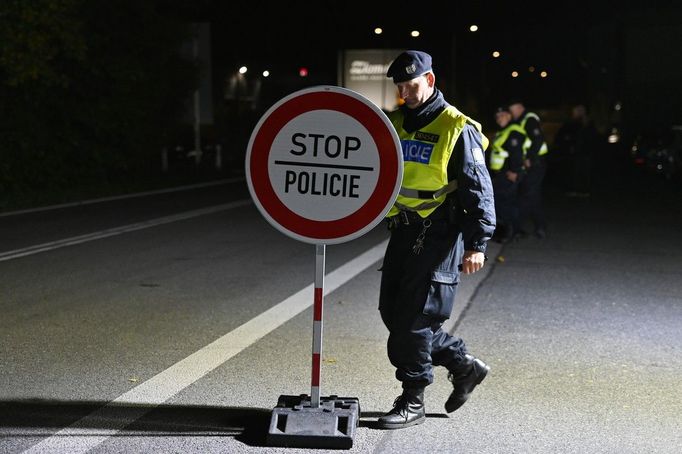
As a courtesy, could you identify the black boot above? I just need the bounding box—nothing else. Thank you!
[445,354,490,413]
[377,387,425,429]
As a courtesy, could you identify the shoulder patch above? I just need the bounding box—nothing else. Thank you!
[471,147,485,164]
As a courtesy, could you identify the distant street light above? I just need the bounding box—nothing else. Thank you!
[374,27,383,35]
[511,71,519,78]
[540,71,548,78]
[239,66,247,74]
[469,24,478,32]
[492,51,501,58]
[263,70,270,77]
[410,30,420,37]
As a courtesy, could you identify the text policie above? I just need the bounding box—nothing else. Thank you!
[282,133,366,198]
[285,171,359,198]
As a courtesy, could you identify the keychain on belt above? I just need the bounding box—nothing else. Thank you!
[412,219,432,254]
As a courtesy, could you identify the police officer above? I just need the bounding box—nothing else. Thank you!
[377,50,496,430]
[508,98,549,238]
[489,106,527,243]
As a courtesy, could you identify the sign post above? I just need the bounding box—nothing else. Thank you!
[246,85,402,448]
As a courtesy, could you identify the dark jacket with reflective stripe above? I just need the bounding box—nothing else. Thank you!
[398,90,496,252]
[515,109,547,162]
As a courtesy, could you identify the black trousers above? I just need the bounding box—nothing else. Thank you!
[518,158,547,231]
[492,171,520,234]
[379,216,468,388]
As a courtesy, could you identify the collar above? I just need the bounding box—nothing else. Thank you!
[400,89,448,133]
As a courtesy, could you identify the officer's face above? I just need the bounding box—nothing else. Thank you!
[495,111,511,127]
[509,103,524,119]
[395,73,434,109]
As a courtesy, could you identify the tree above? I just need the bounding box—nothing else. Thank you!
[0,0,198,209]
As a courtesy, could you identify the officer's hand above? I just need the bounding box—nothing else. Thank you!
[461,251,485,275]
[505,170,518,183]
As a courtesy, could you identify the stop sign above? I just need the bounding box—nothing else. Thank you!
[246,85,402,245]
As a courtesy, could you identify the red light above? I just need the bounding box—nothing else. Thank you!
[298,67,309,77]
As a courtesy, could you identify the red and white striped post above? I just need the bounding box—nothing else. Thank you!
[311,244,325,408]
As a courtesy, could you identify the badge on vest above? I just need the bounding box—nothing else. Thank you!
[414,131,440,143]
[401,139,434,164]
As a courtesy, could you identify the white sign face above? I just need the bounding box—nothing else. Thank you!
[246,86,402,245]
[268,109,380,222]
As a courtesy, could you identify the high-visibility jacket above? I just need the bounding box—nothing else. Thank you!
[387,105,487,218]
[520,112,549,156]
[490,123,528,171]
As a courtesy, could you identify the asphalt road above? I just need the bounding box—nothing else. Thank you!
[1,173,681,453]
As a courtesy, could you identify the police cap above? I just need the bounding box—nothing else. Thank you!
[386,50,432,83]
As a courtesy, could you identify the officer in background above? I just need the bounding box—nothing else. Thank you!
[509,98,549,238]
[377,50,496,430]
[553,103,601,196]
[489,106,527,243]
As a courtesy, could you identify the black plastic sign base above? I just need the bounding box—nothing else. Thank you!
[266,394,361,449]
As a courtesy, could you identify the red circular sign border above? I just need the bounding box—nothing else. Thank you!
[248,88,400,243]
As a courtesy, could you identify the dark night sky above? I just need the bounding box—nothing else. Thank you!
[190,1,682,131]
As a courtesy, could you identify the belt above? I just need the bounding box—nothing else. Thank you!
[387,206,448,228]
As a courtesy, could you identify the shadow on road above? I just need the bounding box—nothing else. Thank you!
[1,400,450,445]
[0,399,271,447]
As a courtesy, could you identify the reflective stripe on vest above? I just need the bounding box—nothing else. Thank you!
[387,106,484,218]
[399,179,459,199]
[489,149,509,170]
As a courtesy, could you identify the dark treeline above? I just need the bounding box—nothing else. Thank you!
[0,0,199,210]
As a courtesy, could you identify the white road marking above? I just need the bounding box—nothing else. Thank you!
[0,200,252,262]
[0,178,244,217]
[22,239,388,453]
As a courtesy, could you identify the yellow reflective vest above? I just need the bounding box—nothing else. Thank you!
[490,123,528,171]
[387,106,487,218]
[520,112,549,156]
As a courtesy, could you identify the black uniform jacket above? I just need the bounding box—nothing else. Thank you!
[398,89,496,252]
